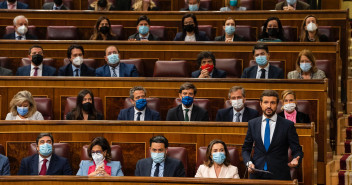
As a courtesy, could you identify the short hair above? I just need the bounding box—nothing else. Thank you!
[9,90,37,117]
[129,86,147,100]
[105,45,120,56]
[295,49,318,74]
[196,51,216,67]
[136,15,150,25]
[223,17,235,25]
[67,44,84,59]
[281,90,296,101]
[260,90,279,103]
[186,0,200,3]
[228,86,245,98]
[88,137,112,162]
[150,135,168,148]
[252,43,269,54]
[13,15,28,26]
[204,139,231,167]
[28,45,44,55]
[36,133,54,145]
[178,82,197,95]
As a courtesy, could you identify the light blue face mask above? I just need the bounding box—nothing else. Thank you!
[286,0,297,5]
[255,55,268,66]
[17,106,29,116]
[188,4,199,11]
[225,26,235,35]
[212,152,226,164]
[107,54,120,65]
[39,143,53,156]
[300,63,312,72]
[229,0,238,6]
[138,26,149,35]
[151,152,165,163]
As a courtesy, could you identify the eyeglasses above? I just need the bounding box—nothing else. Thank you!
[91,150,103,154]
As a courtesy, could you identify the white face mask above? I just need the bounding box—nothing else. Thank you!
[17,25,28,35]
[72,56,83,66]
[92,153,104,166]
[283,103,296,113]
[306,22,317,32]
[231,99,244,110]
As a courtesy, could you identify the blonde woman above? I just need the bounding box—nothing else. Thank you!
[278,90,310,124]
[220,0,246,11]
[131,0,158,11]
[5,90,43,120]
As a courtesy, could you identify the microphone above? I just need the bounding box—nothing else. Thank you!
[243,141,255,179]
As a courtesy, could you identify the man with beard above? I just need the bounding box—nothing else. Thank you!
[241,90,303,180]
[42,0,70,10]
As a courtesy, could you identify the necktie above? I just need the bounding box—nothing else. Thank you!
[33,67,39,76]
[184,109,189,121]
[112,67,117,77]
[74,69,79,77]
[8,4,15,9]
[136,112,142,121]
[260,69,266,79]
[17,36,22,40]
[235,112,241,122]
[264,118,270,170]
[39,158,48,175]
[154,163,160,177]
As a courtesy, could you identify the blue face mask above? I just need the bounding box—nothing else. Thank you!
[151,152,165,163]
[225,26,235,35]
[39,143,53,156]
[135,98,147,111]
[17,106,29,116]
[108,54,120,65]
[286,0,297,5]
[229,0,238,6]
[255,55,268,66]
[300,63,312,72]
[138,26,149,35]
[212,152,226,164]
[181,96,193,107]
[188,4,199,11]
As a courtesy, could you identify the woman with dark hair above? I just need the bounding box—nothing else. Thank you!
[278,90,310,124]
[77,137,123,176]
[66,89,104,120]
[195,139,239,178]
[173,13,209,41]
[299,15,328,42]
[258,17,284,42]
[90,16,117,40]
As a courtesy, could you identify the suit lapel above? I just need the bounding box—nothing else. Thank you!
[177,105,184,121]
[242,107,249,122]
[46,154,56,175]
[252,66,258,78]
[32,154,39,175]
[268,116,281,152]
[42,66,48,76]
[163,157,170,177]
[190,105,198,121]
[268,65,273,78]
[67,64,74,76]
[25,65,31,76]
[145,107,151,121]
[255,118,266,151]
[227,108,234,122]
[119,63,124,77]
[80,64,87,76]
[104,65,111,77]
[128,107,135,120]
[146,158,153,176]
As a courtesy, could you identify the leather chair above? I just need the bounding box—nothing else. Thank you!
[249,60,285,74]
[121,59,144,77]
[318,26,337,42]
[315,59,331,79]
[81,145,124,167]
[183,0,211,10]
[34,97,54,120]
[28,143,70,159]
[216,59,242,78]
[6,25,37,38]
[282,26,297,41]
[111,25,124,40]
[277,0,307,2]
[240,0,255,10]
[153,60,189,77]
[174,98,210,112]
[150,26,166,41]
[198,25,213,40]
[64,97,103,120]
[0,57,12,69]
[46,26,79,40]
[196,146,239,170]
[0,144,5,155]
[235,25,256,41]
[277,100,311,116]
[21,58,56,68]
[124,97,160,113]
[63,58,99,69]
[44,0,74,9]
[224,99,262,115]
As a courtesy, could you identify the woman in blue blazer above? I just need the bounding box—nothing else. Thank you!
[77,137,123,176]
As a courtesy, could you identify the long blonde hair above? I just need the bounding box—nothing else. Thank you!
[132,0,156,11]
[9,90,37,117]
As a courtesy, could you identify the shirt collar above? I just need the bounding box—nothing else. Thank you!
[39,154,52,162]
[139,33,150,40]
[53,3,63,9]
[152,160,165,168]
[15,31,26,37]
[7,1,17,7]
[31,63,43,70]
[262,113,277,122]
[181,103,193,111]
[233,106,245,115]
[257,63,270,72]
[134,106,146,114]
[71,64,81,71]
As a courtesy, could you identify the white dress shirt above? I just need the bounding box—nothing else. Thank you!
[150,161,164,177]
[7,1,17,9]
[260,114,277,144]
[195,164,239,179]
[38,155,52,174]
[134,107,146,121]
[256,63,270,79]
[185,34,196,41]
[15,32,26,40]
[181,104,193,121]
[232,107,245,122]
[30,64,43,76]
[109,65,120,77]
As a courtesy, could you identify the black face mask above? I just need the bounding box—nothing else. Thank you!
[7,0,16,3]
[54,0,63,6]
[82,102,93,113]
[184,24,195,33]
[267,28,279,37]
[99,26,109,34]
[32,54,43,66]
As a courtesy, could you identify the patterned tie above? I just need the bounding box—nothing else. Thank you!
[74,69,79,77]
[136,112,142,121]
[235,112,241,122]
[260,69,266,79]
[184,109,189,121]
[33,67,39,76]
[111,67,117,77]
[39,159,48,175]
[17,36,22,40]
[154,163,160,177]
[264,118,270,170]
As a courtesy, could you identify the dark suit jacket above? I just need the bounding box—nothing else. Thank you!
[215,107,259,122]
[42,2,69,10]
[128,33,160,41]
[66,111,104,120]
[180,7,207,11]
[191,68,226,78]
[0,1,29,9]
[58,63,95,76]
[214,34,245,41]
[278,111,310,124]
[275,0,310,10]
[16,65,57,76]
[166,104,209,121]
[2,32,38,40]
[117,106,160,121]
[173,31,210,41]
[96,63,139,77]
[135,157,185,177]
[242,115,303,180]
[0,154,10,175]
[0,67,13,76]
[241,65,284,79]
[18,153,73,175]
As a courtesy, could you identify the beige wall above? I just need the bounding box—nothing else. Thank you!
[341,0,352,18]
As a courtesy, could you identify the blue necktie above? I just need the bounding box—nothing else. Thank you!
[264,118,270,170]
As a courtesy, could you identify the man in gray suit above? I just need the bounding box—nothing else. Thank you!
[0,67,12,76]
[42,0,69,10]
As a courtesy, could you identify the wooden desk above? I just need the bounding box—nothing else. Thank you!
[0,121,312,185]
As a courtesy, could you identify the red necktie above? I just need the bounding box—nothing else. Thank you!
[34,67,39,76]
[39,159,48,175]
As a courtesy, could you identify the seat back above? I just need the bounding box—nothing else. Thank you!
[46,26,79,40]
[216,59,242,78]
[63,58,99,69]
[64,97,103,119]
[240,0,255,10]
[150,26,166,41]
[21,58,56,68]
[196,146,239,170]
[235,25,256,41]
[124,97,160,113]
[282,26,297,41]
[0,144,5,155]
[225,99,262,115]
[34,97,54,120]
[318,26,337,42]
[111,25,124,40]
[0,57,12,69]
[120,59,144,76]
[153,61,189,77]
[198,25,213,40]
[81,145,124,167]
[6,25,37,38]
[44,0,74,9]
[29,143,70,159]
[315,59,331,79]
